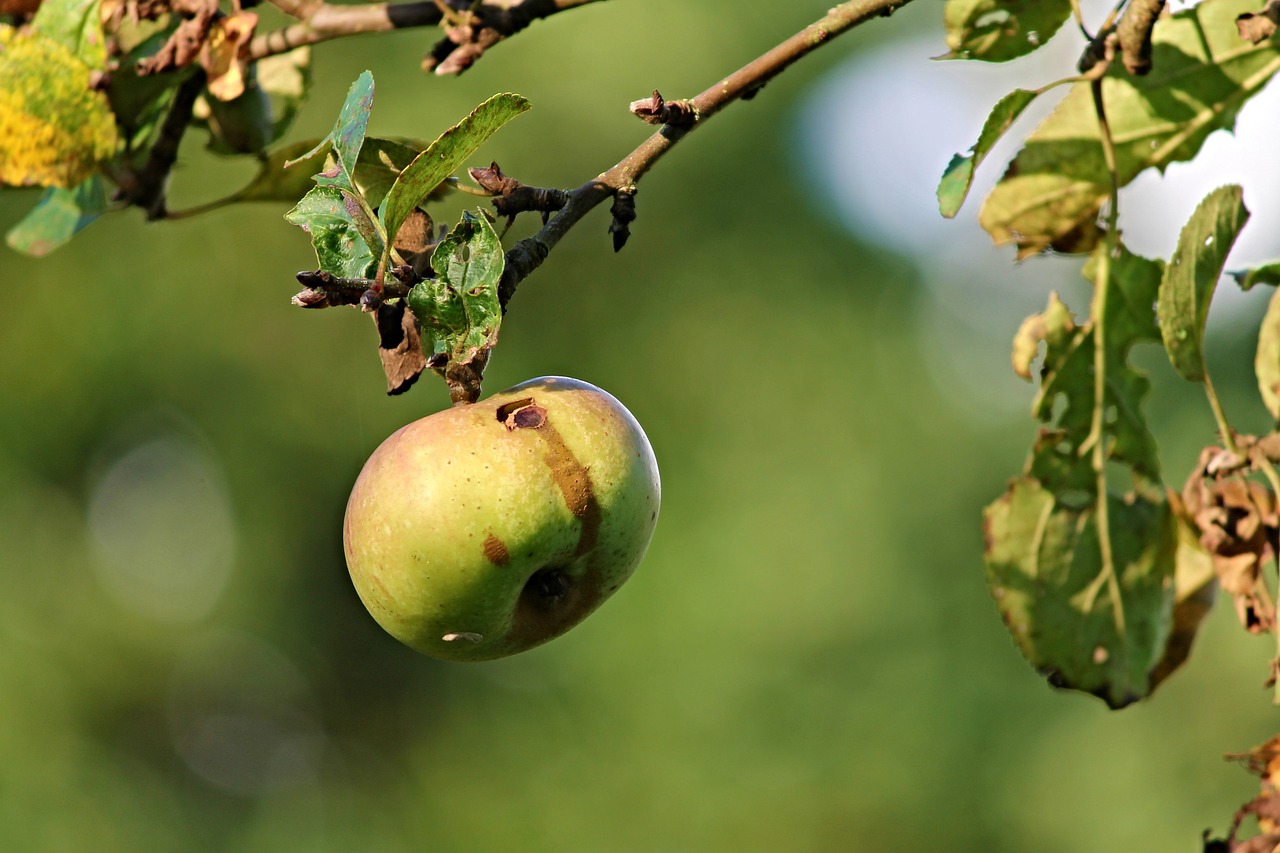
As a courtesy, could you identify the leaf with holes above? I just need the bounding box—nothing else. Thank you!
[1158,184,1249,383]
[980,0,1280,258]
[405,210,504,402]
[941,0,1071,62]
[987,244,1179,706]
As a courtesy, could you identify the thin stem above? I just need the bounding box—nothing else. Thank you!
[500,0,916,304]
[1089,75,1126,640]
[1203,372,1240,457]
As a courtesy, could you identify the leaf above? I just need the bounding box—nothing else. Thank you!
[405,210,504,403]
[939,87,1042,218]
[200,10,257,102]
[30,0,107,68]
[257,46,311,144]
[1256,286,1280,421]
[1158,185,1249,383]
[380,92,531,248]
[1010,291,1070,380]
[197,68,273,155]
[355,137,423,210]
[980,0,1280,258]
[5,175,106,256]
[229,139,327,203]
[986,244,1178,707]
[984,477,1176,709]
[0,25,118,187]
[1031,246,1166,486]
[285,70,374,190]
[284,185,378,279]
[1233,260,1280,291]
[374,301,427,396]
[942,0,1071,62]
[1148,512,1217,691]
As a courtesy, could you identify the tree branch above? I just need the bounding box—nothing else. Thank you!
[498,0,916,306]
[247,0,604,65]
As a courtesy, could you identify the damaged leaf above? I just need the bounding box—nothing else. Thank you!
[941,0,1071,62]
[980,0,1280,257]
[985,245,1180,707]
[405,210,503,403]
[374,300,427,395]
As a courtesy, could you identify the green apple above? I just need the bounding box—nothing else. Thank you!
[343,376,660,661]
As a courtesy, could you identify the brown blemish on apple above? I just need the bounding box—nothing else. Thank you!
[508,566,605,648]
[483,533,510,566]
[536,421,602,556]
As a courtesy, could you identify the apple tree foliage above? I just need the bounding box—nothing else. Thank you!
[7,0,1280,846]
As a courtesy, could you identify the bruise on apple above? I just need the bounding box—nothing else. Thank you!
[499,398,607,646]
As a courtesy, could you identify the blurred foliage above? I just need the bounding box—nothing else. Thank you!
[1,2,1278,851]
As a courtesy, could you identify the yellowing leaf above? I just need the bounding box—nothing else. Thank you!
[201,10,258,102]
[0,26,118,187]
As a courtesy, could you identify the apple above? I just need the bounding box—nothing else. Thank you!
[343,376,660,661]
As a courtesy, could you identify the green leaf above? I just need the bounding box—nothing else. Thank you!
[405,210,504,401]
[988,244,1178,707]
[1256,287,1280,421]
[285,70,374,190]
[233,139,328,203]
[355,138,423,210]
[31,0,107,68]
[5,176,106,256]
[1030,247,1166,487]
[980,0,1280,258]
[284,185,378,279]
[942,0,1071,62]
[380,92,531,247]
[198,70,273,155]
[938,87,1041,218]
[1158,184,1249,382]
[984,477,1176,709]
[1232,260,1280,291]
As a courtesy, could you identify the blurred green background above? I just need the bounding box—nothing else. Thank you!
[3,2,1280,850]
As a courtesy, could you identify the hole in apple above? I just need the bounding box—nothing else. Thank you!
[522,567,570,609]
[496,398,546,430]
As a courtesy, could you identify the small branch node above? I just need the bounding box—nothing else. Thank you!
[608,189,637,253]
[629,90,699,127]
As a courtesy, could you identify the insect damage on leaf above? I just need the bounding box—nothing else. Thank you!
[985,245,1185,708]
